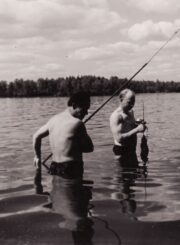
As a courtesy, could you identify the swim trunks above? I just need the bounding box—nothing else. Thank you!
[113,145,139,168]
[113,144,129,155]
[113,134,137,156]
[49,161,84,179]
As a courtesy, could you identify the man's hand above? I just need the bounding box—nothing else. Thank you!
[136,118,146,125]
[33,156,41,169]
[136,123,147,133]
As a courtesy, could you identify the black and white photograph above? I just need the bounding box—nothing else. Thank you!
[0,0,180,244]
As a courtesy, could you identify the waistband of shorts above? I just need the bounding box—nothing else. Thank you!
[49,161,84,178]
[113,144,136,155]
[51,160,83,166]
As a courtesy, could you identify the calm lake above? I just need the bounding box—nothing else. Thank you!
[0,93,180,244]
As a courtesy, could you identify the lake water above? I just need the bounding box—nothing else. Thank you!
[0,93,180,244]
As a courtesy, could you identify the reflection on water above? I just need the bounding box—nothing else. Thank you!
[111,149,144,221]
[47,174,94,245]
[52,177,94,244]
[112,156,148,221]
[34,168,43,194]
[34,166,123,245]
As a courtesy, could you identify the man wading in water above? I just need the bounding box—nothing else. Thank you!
[33,92,94,178]
[110,89,146,166]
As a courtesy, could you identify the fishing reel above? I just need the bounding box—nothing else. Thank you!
[136,118,148,135]
[135,118,146,125]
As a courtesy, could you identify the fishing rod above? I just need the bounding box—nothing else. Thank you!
[42,29,180,168]
[84,28,180,123]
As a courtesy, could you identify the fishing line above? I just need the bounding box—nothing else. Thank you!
[88,203,122,245]
[42,29,179,167]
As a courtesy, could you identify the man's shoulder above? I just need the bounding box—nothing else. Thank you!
[48,113,62,123]
[73,118,85,129]
[110,108,123,122]
[47,111,66,127]
[48,110,84,129]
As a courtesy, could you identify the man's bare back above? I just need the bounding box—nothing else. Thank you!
[33,92,93,173]
[48,109,92,163]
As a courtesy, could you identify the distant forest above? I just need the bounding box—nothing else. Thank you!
[0,76,180,97]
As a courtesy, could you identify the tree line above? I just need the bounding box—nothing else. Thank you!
[0,76,180,97]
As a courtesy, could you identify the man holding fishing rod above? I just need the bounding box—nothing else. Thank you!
[110,89,146,165]
[33,91,94,178]
[108,30,180,163]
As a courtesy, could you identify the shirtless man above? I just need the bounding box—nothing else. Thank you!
[110,89,146,162]
[33,92,94,178]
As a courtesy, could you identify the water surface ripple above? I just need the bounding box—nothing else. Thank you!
[0,94,180,226]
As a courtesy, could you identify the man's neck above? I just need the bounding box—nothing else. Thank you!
[122,107,131,115]
[68,107,80,119]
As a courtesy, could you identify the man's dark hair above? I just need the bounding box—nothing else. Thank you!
[67,92,90,107]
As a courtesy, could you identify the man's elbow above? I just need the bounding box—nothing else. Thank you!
[32,133,37,146]
[83,143,94,153]
[33,132,41,147]
[88,144,94,152]
[115,135,124,144]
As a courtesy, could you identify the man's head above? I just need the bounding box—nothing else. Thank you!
[68,92,90,119]
[119,89,135,111]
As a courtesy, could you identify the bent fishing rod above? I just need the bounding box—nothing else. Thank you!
[42,29,180,169]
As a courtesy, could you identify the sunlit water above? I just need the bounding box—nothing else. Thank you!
[0,94,180,243]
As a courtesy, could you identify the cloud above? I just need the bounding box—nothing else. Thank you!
[69,41,138,60]
[52,0,108,7]
[127,0,180,13]
[82,9,124,32]
[0,0,124,40]
[128,20,180,41]
[82,0,109,8]
[69,46,111,60]
[60,39,92,50]
[175,19,180,28]
[146,37,180,50]
[0,0,179,81]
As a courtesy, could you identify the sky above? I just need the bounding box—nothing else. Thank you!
[0,0,180,82]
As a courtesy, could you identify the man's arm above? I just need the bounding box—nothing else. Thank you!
[110,113,145,144]
[78,121,94,153]
[33,123,49,168]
